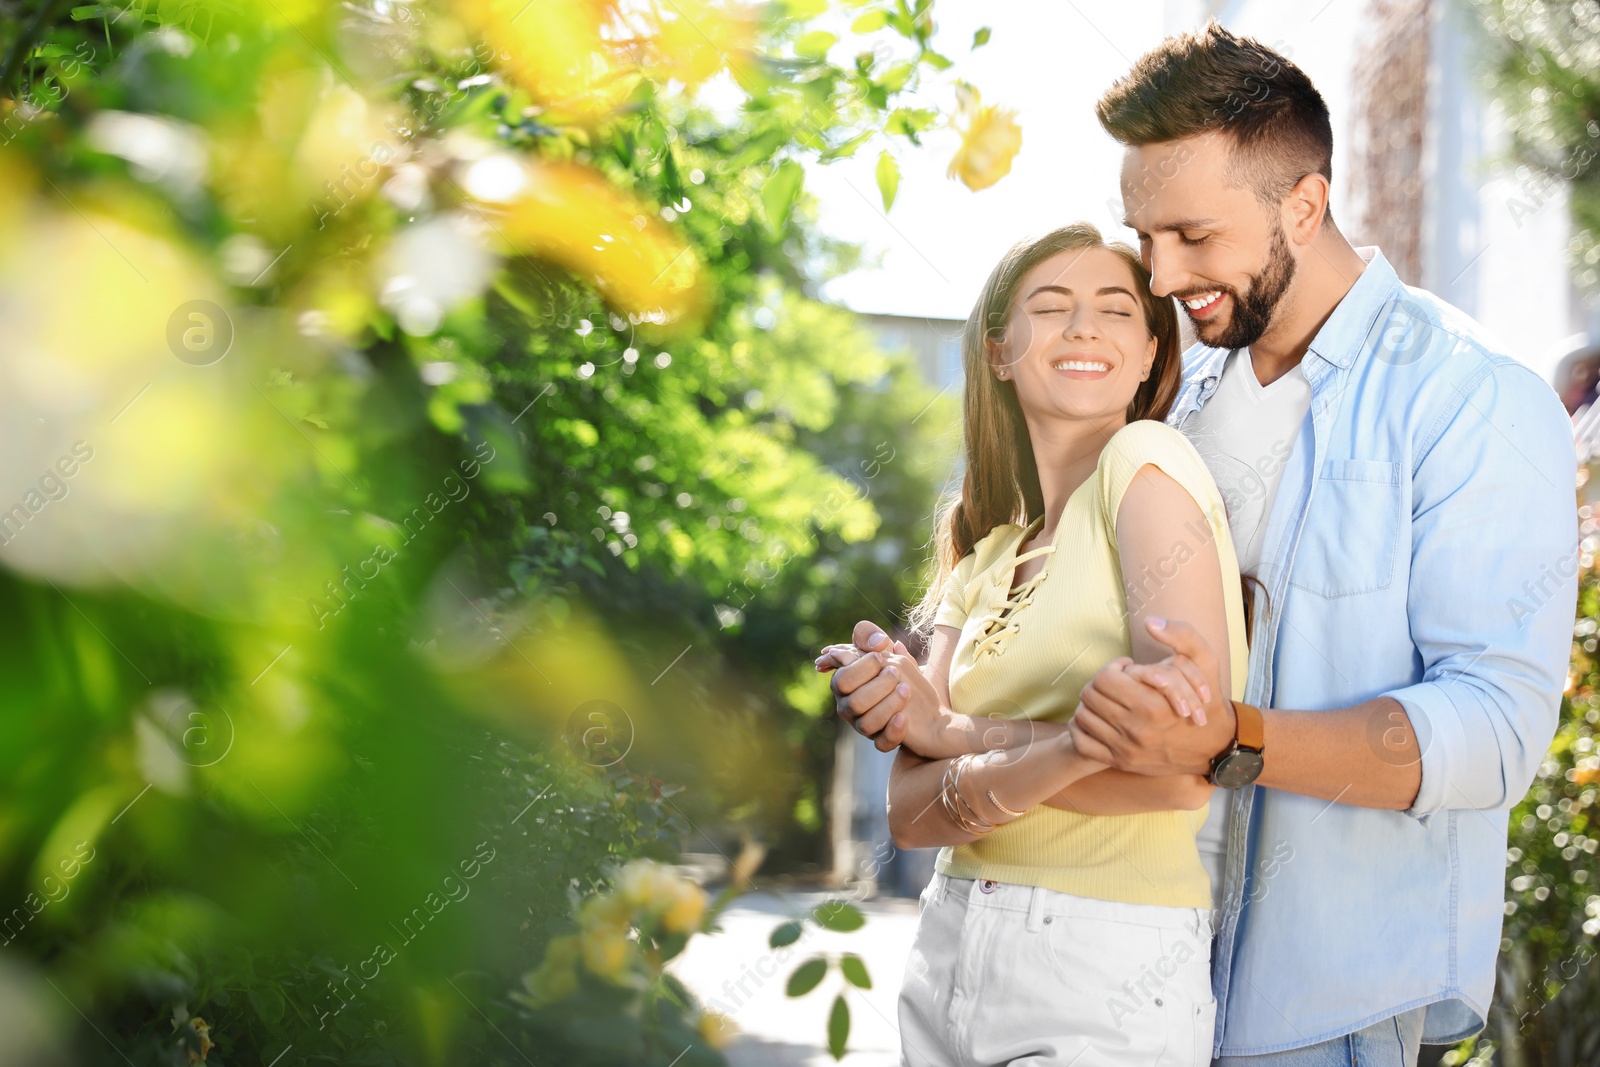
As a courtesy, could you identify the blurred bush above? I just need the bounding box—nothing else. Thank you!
[0,0,991,1061]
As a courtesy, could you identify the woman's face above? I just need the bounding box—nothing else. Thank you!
[990,246,1157,427]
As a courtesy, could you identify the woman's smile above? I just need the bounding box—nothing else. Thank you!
[1048,355,1113,379]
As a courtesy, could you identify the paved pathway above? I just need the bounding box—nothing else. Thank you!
[670,890,921,1067]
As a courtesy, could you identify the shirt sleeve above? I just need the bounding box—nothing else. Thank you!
[1387,363,1578,827]
[932,550,980,630]
[1095,420,1234,553]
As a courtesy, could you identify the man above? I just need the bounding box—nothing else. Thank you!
[830,22,1578,1067]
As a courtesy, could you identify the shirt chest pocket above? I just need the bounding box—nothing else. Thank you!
[1287,458,1403,598]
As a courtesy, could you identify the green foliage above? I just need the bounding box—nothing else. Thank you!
[0,0,973,1062]
[1467,0,1600,291]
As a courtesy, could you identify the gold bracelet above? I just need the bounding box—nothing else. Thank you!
[985,787,1027,819]
[942,754,995,835]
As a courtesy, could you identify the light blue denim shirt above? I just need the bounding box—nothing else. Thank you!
[1165,248,1579,1057]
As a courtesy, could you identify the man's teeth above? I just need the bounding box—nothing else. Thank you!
[1184,291,1222,310]
[1051,360,1110,372]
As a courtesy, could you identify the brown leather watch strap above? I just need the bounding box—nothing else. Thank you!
[1231,699,1264,751]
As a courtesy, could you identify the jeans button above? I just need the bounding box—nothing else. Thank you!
[979,879,998,893]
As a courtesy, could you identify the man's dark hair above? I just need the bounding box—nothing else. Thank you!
[1097,22,1334,221]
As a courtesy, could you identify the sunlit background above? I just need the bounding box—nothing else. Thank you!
[0,0,1595,1065]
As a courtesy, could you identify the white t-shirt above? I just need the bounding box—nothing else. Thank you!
[1177,347,1312,912]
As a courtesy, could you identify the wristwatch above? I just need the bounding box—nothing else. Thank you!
[1207,700,1265,788]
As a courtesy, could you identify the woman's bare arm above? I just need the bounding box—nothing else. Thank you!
[1041,462,1235,814]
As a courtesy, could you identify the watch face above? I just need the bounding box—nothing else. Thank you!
[1212,750,1265,789]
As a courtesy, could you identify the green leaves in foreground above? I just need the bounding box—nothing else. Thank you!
[828,993,850,1059]
[772,899,871,1059]
[811,899,865,931]
[786,956,828,996]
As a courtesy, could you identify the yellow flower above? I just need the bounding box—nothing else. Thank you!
[449,0,635,119]
[698,1009,736,1049]
[659,880,707,934]
[579,889,634,930]
[475,160,706,325]
[947,84,1022,192]
[580,919,635,980]
[521,933,584,1005]
[617,859,677,910]
[649,0,758,87]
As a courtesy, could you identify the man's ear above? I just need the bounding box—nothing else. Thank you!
[1284,172,1332,245]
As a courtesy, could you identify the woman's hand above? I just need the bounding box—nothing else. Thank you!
[817,622,963,758]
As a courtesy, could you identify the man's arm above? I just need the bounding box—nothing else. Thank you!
[1071,364,1578,821]
[1377,364,1577,825]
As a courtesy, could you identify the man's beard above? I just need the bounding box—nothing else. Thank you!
[1185,223,1296,350]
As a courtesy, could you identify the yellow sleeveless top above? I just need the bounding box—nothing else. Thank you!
[931,419,1249,908]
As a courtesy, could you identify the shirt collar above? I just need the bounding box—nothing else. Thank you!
[1304,245,1402,370]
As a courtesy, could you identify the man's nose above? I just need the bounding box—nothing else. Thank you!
[1146,252,1182,299]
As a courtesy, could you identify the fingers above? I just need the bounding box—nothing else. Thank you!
[1144,618,1216,689]
[840,661,902,727]
[854,680,910,738]
[831,650,888,696]
[1122,662,1206,727]
[1079,662,1169,720]
[874,710,909,752]
[1162,654,1214,721]
[1066,711,1116,764]
[814,644,862,672]
[852,619,890,653]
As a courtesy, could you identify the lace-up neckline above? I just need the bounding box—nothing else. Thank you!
[973,517,1056,660]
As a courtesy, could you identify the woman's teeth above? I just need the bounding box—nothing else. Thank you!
[1184,291,1223,311]
[1050,360,1110,372]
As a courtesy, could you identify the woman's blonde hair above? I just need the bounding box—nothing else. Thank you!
[907,222,1186,634]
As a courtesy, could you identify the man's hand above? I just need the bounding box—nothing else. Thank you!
[1067,617,1234,776]
[817,621,950,755]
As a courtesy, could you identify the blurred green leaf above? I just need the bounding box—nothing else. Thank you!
[851,9,889,32]
[827,993,850,1059]
[761,159,805,233]
[811,900,865,932]
[875,150,899,211]
[769,920,804,948]
[794,30,837,58]
[839,953,871,989]
[786,956,827,997]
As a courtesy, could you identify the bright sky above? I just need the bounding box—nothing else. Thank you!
[807,1,1368,321]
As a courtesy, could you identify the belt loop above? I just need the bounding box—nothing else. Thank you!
[1026,885,1046,933]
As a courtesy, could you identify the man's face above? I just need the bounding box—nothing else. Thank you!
[1120,132,1296,350]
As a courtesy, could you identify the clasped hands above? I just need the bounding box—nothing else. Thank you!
[815,618,1234,777]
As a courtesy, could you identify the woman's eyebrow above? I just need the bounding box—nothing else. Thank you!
[1025,284,1137,299]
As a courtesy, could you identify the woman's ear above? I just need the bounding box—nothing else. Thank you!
[1141,334,1157,381]
[986,334,1010,380]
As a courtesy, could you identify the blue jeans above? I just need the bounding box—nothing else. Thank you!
[1213,1006,1426,1067]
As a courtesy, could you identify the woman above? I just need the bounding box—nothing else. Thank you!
[818,222,1251,1066]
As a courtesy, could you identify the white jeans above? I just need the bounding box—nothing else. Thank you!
[898,873,1216,1067]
